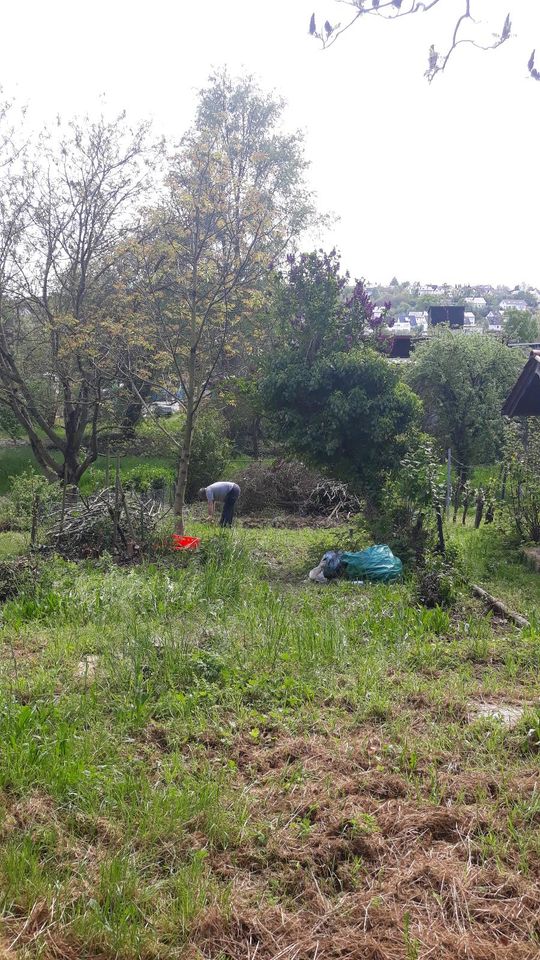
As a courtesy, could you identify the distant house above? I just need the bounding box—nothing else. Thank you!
[408,311,428,330]
[502,351,540,416]
[499,299,530,312]
[464,296,487,309]
[391,317,411,333]
[485,310,503,332]
[462,312,476,333]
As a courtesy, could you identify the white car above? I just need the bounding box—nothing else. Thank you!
[149,401,180,417]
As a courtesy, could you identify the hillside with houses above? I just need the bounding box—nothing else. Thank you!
[368,280,540,340]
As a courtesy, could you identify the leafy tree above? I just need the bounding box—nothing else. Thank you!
[0,109,153,485]
[123,71,315,531]
[504,310,539,343]
[309,2,536,83]
[261,251,419,489]
[262,348,421,490]
[272,249,391,358]
[406,330,523,470]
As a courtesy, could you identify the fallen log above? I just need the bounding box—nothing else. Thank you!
[472,584,530,629]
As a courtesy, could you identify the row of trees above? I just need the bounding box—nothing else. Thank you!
[0,72,527,532]
[256,252,522,487]
[0,73,316,529]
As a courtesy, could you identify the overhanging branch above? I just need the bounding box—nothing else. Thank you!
[309,1,532,82]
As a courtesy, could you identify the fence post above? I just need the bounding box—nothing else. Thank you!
[500,466,508,501]
[59,462,67,536]
[30,493,40,549]
[445,448,452,519]
[112,457,120,550]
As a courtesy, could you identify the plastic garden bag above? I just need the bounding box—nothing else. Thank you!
[340,545,402,583]
[321,550,343,579]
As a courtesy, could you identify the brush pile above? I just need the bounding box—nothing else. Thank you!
[234,459,360,520]
[46,488,163,559]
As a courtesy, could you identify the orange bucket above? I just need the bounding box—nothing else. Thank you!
[171,535,201,551]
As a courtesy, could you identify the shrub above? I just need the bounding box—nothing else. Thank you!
[372,435,446,564]
[0,403,23,440]
[185,412,231,502]
[0,557,40,603]
[503,420,540,544]
[261,348,421,493]
[127,410,230,503]
[8,471,61,530]
[414,547,462,608]
[123,465,174,495]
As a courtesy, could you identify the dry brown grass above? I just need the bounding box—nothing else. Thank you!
[185,734,540,960]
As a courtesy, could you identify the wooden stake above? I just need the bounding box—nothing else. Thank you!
[59,462,67,536]
[472,584,529,628]
[112,457,120,550]
[445,448,452,519]
[30,494,40,549]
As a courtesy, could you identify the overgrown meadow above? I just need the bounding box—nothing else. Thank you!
[0,524,539,959]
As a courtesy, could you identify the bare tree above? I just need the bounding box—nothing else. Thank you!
[309,2,538,82]
[0,111,153,485]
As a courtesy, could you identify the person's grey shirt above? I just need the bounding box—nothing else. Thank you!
[205,481,240,502]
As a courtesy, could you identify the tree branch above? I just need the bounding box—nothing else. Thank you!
[310,1,521,82]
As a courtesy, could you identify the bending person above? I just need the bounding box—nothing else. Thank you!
[199,481,241,527]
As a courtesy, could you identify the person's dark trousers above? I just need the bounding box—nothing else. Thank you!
[220,487,240,527]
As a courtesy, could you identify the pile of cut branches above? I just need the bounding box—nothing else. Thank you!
[46,488,163,559]
[234,459,360,519]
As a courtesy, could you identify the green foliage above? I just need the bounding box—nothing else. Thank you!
[262,348,421,492]
[0,557,39,603]
[220,375,264,456]
[8,470,61,530]
[504,310,539,343]
[448,522,540,619]
[374,435,445,564]
[407,330,523,466]
[123,464,174,494]
[0,447,39,496]
[186,411,231,501]
[129,410,230,501]
[414,546,462,608]
[503,420,540,543]
[0,403,23,440]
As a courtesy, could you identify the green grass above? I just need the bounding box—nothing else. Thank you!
[448,522,540,619]
[0,447,38,494]
[0,439,253,498]
[0,532,29,558]
[0,522,538,956]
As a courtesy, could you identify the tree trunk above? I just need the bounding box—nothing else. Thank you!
[435,504,445,555]
[173,409,195,534]
[452,468,465,523]
[173,336,197,534]
[474,492,485,529]
[252,416,260,459]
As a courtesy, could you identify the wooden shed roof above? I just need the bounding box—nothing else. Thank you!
[502,350,540,417]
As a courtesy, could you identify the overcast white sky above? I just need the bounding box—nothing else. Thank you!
[2,0,539,286]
